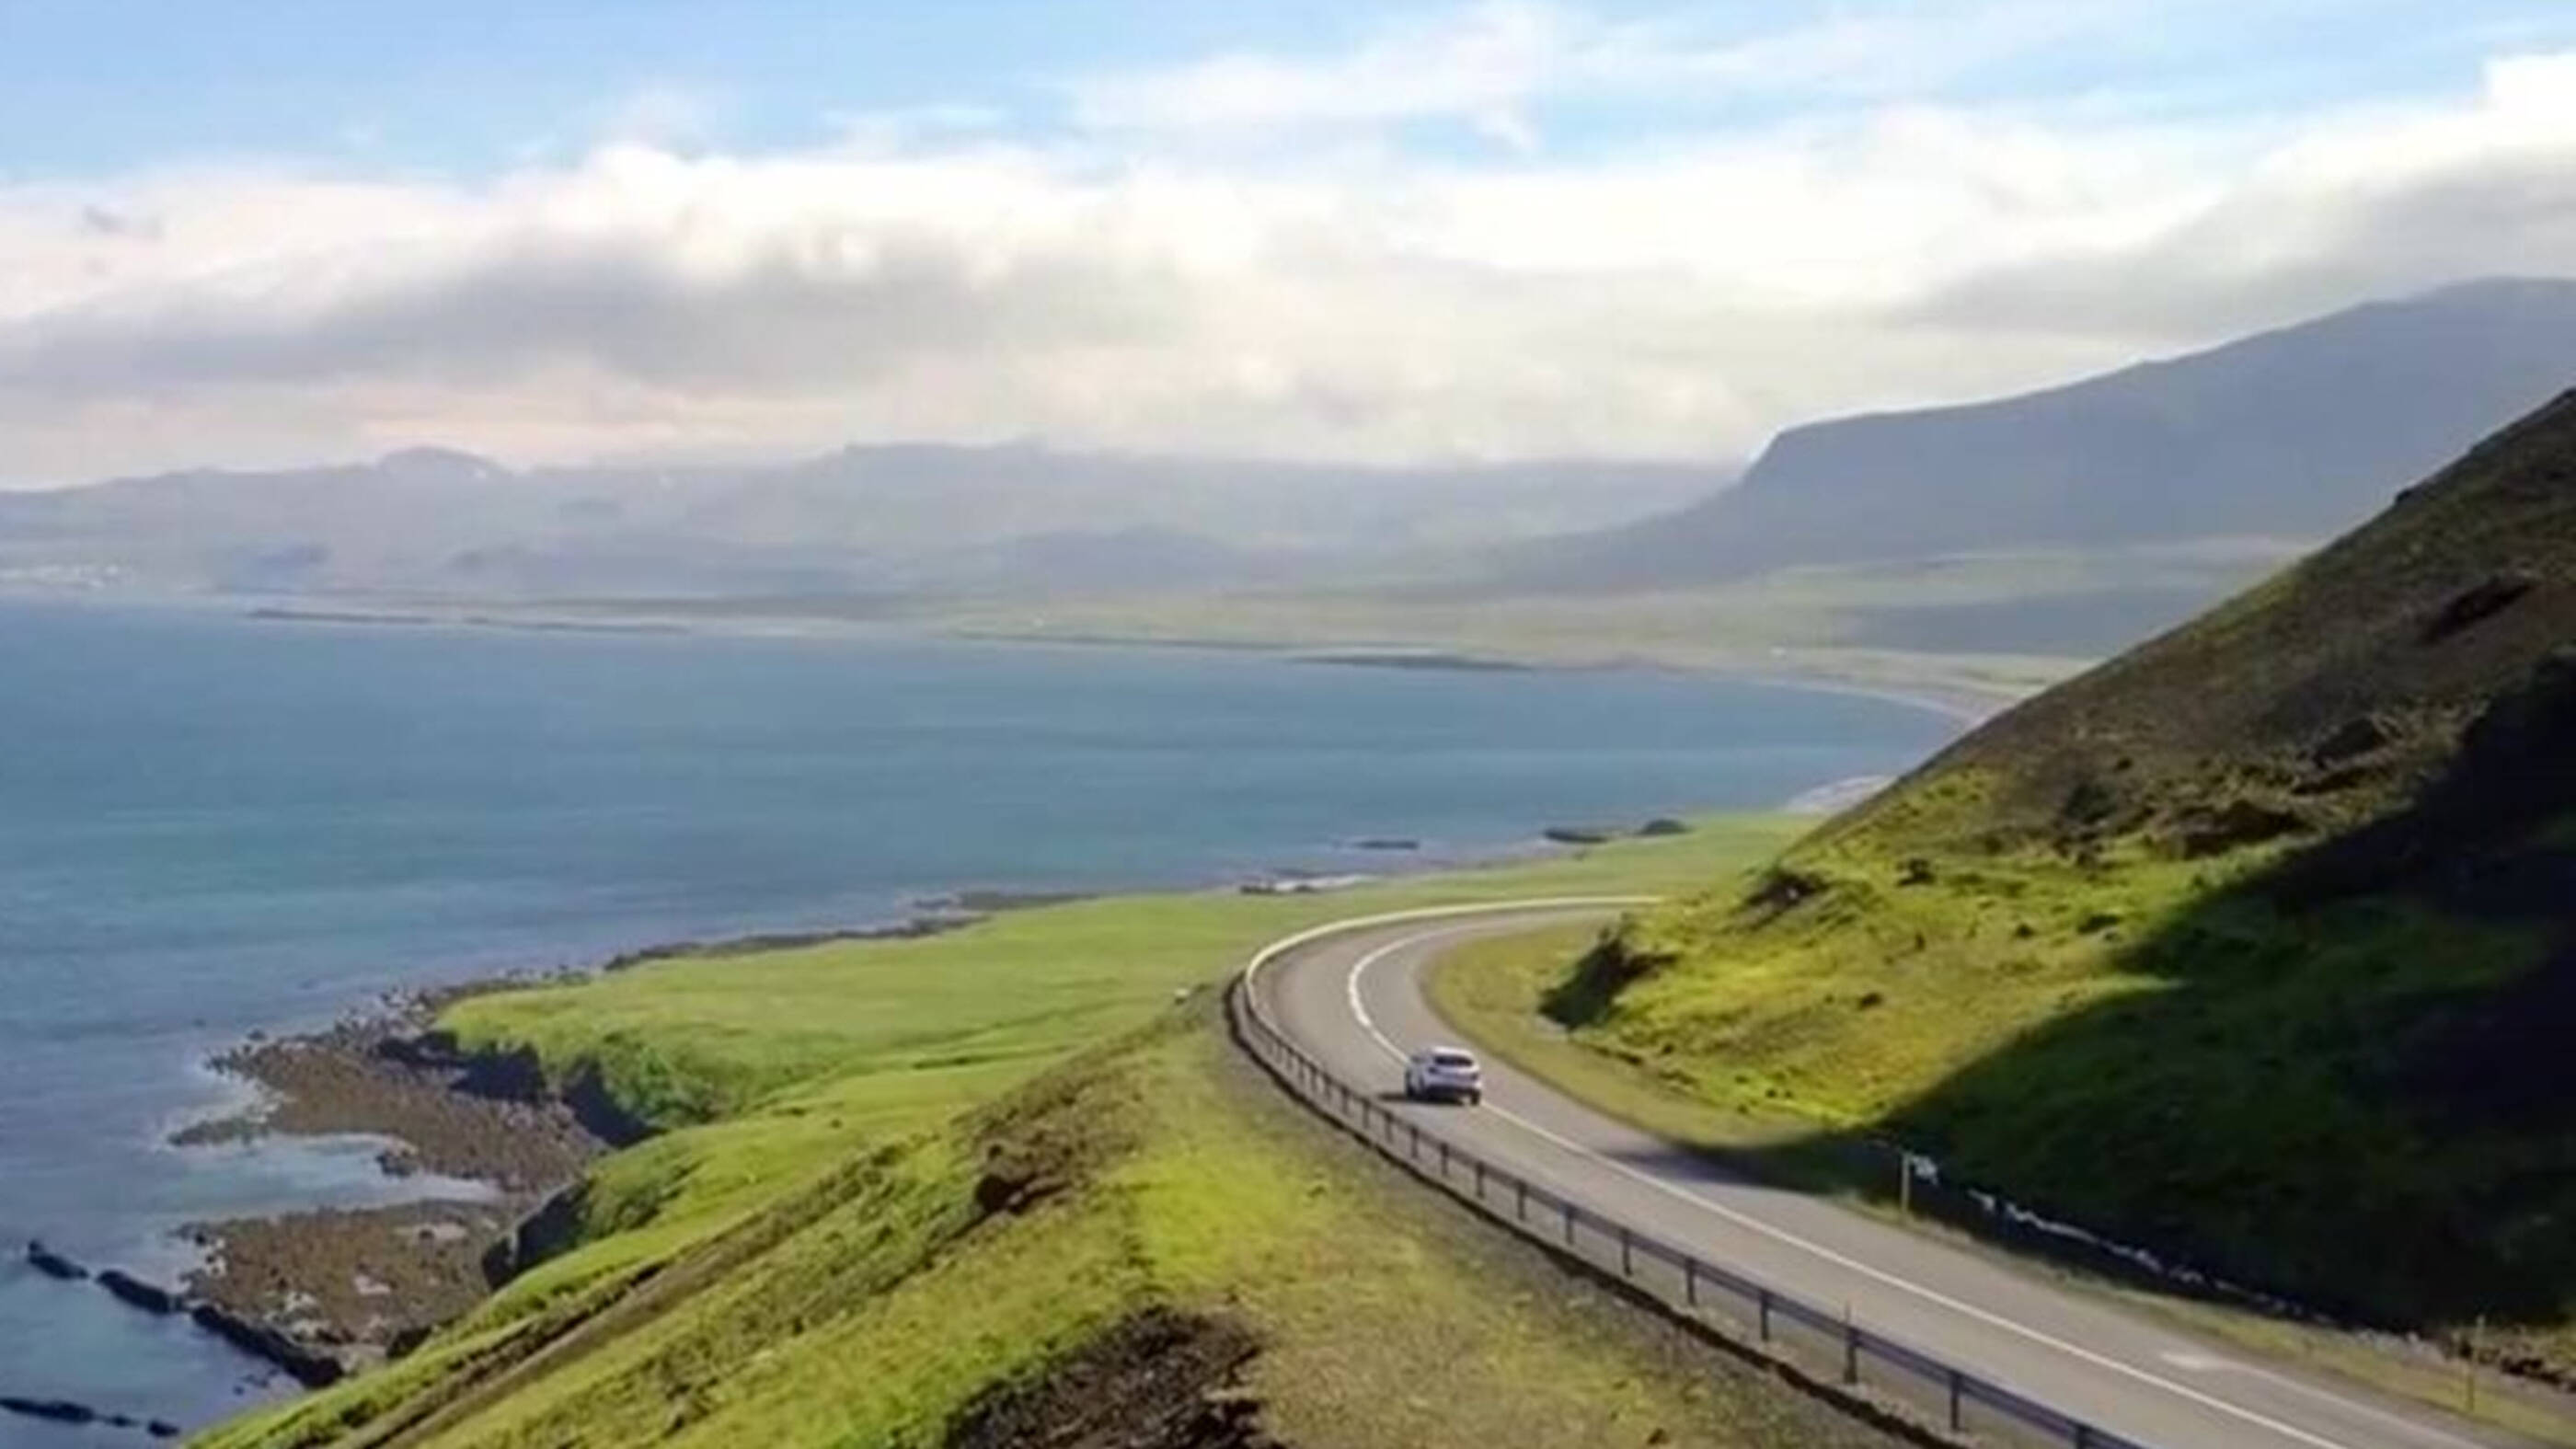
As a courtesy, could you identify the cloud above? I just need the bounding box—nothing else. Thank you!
[1911,52,2576,338]
[1068,2,1570,142]
[1,9,2574,484]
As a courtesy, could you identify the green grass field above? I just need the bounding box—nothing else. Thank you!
[201,816,1879,1449]
[1423,917,2576,1447]
[1443,405,2576,1407]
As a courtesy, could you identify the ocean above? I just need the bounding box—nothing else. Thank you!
[0,600,1954,1441]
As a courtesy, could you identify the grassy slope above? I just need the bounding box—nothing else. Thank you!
[201,818,1896,1449]
[1527,395,2576,1378]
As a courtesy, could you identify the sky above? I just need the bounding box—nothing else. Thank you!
[2,0,2575,486]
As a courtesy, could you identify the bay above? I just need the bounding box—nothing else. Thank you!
[0,600,1953,1439]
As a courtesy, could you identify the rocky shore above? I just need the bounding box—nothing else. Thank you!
[143,982,615,1386]
[91,896,1099,1397]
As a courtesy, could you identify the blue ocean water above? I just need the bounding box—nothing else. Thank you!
[0,601,1953,1441]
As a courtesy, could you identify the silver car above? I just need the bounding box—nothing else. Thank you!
[1403,1046,1484,1105]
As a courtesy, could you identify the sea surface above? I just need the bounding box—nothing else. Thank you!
[0,600,1954,1442]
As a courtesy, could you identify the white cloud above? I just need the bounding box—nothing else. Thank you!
[1069,2,1570,140]
[0,9,2573,485]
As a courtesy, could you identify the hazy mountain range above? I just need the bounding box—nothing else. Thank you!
[0,445,1728,600]
[6,279,2572,661]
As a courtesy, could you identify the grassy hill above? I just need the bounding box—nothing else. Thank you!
[1543,392,2576,1379]
[196,820,1919,1449]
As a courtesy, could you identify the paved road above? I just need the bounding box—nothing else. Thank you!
[1245,903,2544,1449]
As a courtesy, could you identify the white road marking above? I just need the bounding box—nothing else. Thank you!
[1302,914,2494,1449]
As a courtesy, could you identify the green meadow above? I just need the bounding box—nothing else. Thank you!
[201,816,1897,1449]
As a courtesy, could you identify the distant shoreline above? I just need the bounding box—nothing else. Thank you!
[204,595,2037,724]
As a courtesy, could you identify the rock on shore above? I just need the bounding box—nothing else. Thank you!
[163,986,614,1382]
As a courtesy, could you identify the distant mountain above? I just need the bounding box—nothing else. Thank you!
[0,443,1726,602]
[1521,279,2576,588]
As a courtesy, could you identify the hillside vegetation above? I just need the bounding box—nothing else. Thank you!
[199,820,1921,1449]
[1550,393,2576,1376]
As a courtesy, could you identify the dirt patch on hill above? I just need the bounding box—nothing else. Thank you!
[944,1306,1277,1449]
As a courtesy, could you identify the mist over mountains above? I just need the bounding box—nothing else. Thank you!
[7,279,2572,668]
[0,443,1728,601]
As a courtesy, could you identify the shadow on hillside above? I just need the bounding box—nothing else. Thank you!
[1563,655,2576,1351]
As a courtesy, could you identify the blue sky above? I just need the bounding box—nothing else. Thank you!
[5,1,2568,177]
[2,2,2574,482]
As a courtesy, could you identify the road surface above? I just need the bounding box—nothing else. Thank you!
[1244,903,2544,1449]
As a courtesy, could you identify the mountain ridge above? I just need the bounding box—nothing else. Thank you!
[1516,277,2576,590]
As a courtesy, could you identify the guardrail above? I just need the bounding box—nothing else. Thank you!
[1229,909,2157,1449]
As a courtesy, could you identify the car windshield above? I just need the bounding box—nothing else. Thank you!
[1432,1051,1478,1068]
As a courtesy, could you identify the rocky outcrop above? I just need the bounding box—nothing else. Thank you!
[23,1240,86,1281]
[0,1395,181,1440]
[481,1180,590,1287]
[95,1269,186,1316]
[189,1304,345,1388]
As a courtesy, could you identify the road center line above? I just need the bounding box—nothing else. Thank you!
[1317,916,2484,1449]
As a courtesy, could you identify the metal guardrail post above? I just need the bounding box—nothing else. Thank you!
[1231,932,2178,1449]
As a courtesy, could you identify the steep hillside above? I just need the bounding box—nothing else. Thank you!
[1556,393,2576,1374]
[1525,279,2576,589]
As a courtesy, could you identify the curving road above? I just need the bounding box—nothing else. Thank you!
[1245,903,2542,1449]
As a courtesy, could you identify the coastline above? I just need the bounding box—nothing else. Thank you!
[201,595,2039,726]
[11,804,1787,1422]
[0,612,1966,1439]
[18,893,1099,1398]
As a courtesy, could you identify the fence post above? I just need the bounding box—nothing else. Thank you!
[1618,1227,1633,1278]
[1842,1307,1859,1385]
[1439,1140,1450,1177]
[1409,1121,1420,1160]
[1756,1289,1771,1341]
[1473,1161,1486,1202]
[1563,1202,1576,1247]
[1684,1258,1696,1306]
[1948,1370,1963,1432]
[1515,1180,1527,1223]
[2072,1426,2092,1449]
